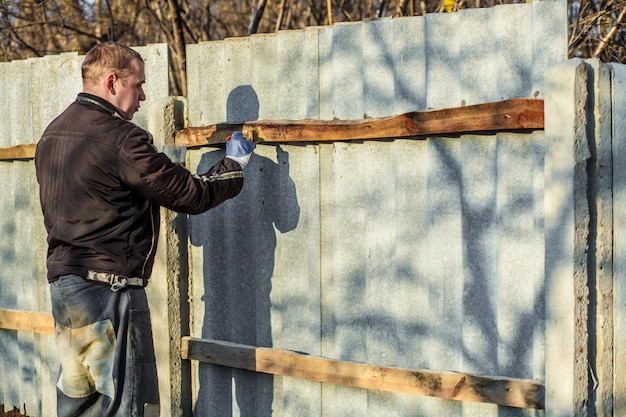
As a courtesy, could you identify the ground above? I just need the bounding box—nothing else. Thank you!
[0,406,28,417]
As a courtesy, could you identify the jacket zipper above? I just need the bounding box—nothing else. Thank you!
[141,202,157,277]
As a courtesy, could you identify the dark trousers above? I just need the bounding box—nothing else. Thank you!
[50,275,160,417]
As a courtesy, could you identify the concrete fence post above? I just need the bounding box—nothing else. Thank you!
[610,63,626,415]
[544,59,591,417]
[147,97,191,417]
[584,59,614,417]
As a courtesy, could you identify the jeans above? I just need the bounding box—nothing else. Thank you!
[50,275,160,417]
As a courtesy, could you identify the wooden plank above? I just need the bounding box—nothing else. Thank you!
[0,144,37,161]
[0,309,54,335]
[181,336,545,409]
[175,99,544,146]
[175,122,243,147]
[0,100,544,159]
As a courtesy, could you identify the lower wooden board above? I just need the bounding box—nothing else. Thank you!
[0,308,54,334]
[0,144,37,161]
[181,336,545,410]
[0,311,546,409]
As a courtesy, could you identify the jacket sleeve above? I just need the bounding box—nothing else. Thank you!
[118,128,244,214]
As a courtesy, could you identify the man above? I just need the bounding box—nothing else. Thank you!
[35,41,255,416]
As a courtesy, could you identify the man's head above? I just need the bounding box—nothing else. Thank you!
[81,42,146,120]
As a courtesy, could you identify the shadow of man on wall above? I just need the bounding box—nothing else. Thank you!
[189,85,300,417]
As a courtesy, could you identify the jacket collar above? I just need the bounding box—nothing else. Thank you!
[76,93,125,120]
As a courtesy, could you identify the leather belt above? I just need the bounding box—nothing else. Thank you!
[87,270,145,292]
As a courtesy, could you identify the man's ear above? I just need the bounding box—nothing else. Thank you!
[104,73,117,94]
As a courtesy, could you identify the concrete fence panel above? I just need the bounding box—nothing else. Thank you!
[184,2,566,416]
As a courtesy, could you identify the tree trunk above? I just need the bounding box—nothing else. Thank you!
[327,0,333,25]
[248,0,268,35]
[276,0,289,32]
[167,0,188,96]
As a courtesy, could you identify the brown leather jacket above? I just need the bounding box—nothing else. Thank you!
[35,93,244,283]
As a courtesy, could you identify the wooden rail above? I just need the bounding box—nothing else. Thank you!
[0,144,37,161]
[0,99,544,161]
[0,309,545,409]
[176,98,544,146]
[181,337,545,410]
[0,308,54,334]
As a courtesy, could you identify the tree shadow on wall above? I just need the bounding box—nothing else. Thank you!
[189,85,300,417]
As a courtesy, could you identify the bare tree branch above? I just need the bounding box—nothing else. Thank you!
[593,5,626,58]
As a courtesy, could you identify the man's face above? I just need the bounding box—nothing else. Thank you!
[111,58,146,120]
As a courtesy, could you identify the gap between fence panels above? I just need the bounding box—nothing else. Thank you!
[0,99,544,161]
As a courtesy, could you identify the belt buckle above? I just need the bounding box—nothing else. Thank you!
[110,277,128,292]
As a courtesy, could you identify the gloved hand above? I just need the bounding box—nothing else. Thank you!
[226,131,256,168]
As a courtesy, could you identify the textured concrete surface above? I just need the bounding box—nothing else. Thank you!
[0,44,169,148]
[184,1,566,416]
[544,59,589,417]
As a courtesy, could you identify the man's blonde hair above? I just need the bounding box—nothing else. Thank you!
[81,42,143,88]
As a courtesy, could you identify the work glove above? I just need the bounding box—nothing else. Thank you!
[226,131,256,169]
